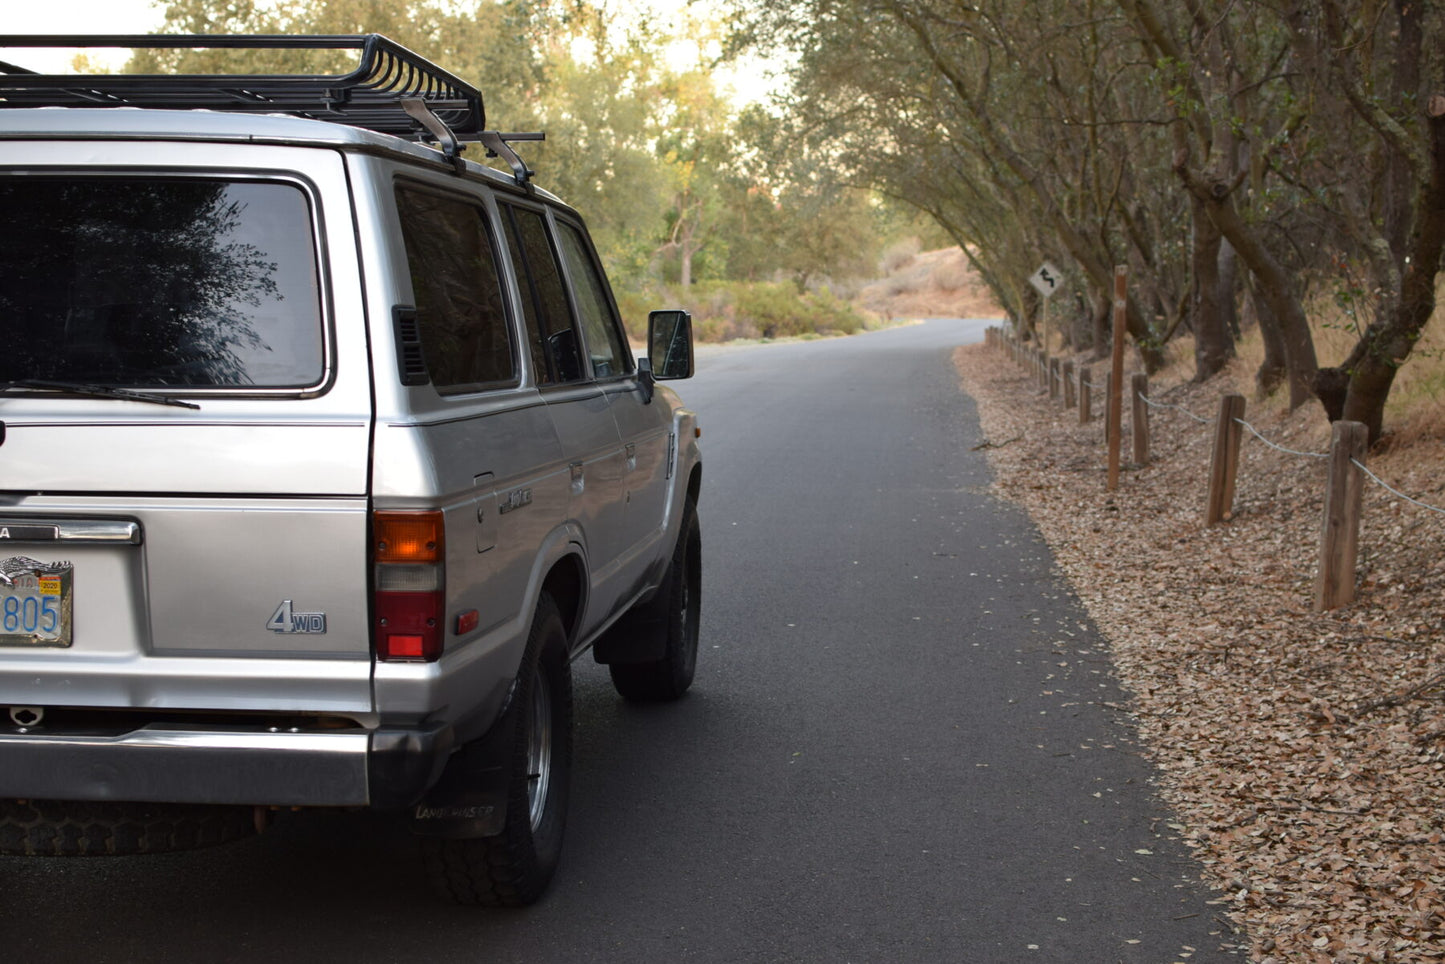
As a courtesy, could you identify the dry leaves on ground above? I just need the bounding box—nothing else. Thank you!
[954,340,1445,963]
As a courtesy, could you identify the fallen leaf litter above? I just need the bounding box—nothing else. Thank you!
[955,341,1445,964]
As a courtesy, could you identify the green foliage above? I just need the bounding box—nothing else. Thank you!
[616,281,871,344]
[136,0,544,126]
[125,0,945,349]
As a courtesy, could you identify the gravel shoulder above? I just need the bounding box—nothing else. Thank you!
[954,340,1445,963]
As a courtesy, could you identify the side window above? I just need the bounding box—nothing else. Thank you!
[557,222,632,379]
[394,183,516,393]
[499,203,584,384]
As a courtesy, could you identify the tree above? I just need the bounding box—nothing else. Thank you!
[755,0,1178,368]
[522,21,670,282]
[1273,0,1445,442]
[725,106,881,291]
[1116,0,1321,405]
[140,0,544,129]
[652,67,735,289]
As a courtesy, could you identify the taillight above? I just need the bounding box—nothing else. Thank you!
[373,510,445,661]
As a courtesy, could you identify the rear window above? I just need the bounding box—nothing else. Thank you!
[0,177,325,389]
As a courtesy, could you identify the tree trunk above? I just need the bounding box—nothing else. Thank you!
[1249,282,1288,399]
[1338,101,1445,443]
[1381,0,1423,272]
[1190,193,1234,381]
[1176,161,1318,408]
[679,246,693,289]
[1219,237,1240,340]
[1019,284,1041,343]
[1069,293,1094,352]
[1090,287,1112,361]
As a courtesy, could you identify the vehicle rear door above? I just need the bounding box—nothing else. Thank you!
[496,201,631,625]
[0,143,374,715]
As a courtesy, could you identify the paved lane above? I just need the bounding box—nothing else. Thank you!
[2,320,1232,962]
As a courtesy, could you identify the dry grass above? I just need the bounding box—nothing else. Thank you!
[856,247,1002,320]
[955,334,1445,963]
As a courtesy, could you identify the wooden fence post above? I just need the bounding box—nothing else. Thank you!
[1205,393,1247,525]
[1048,358,1061,400]
[1062,360,1076,409]
[1314,421,1369,611]
[1078,365,1092,423]
[1106,266,1127,491]
[1131,373,1149,466]
[1104,373,1115,443]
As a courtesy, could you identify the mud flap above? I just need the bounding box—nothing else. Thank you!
[407,709,513,839]
[591,603,668,664]
[592,562,672,665]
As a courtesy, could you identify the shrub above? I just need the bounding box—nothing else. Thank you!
[611,280,875,345]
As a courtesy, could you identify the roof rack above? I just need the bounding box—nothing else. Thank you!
[0,34,544,186]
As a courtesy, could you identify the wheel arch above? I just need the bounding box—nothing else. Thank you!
[686,462,702,508]
[540,552,586,647]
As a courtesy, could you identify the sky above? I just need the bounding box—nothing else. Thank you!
[0,0,782,102]
[2,0,170,72]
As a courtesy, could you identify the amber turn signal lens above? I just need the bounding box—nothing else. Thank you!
[374,511,444,563]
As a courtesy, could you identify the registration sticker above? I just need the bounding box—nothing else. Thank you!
[0,556,74,648]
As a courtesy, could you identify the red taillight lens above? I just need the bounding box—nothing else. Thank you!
[373,511,445,662]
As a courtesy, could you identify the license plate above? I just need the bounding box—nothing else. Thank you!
[0,556,73,647]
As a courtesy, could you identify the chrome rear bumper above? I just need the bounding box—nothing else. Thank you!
[0,723,451,808]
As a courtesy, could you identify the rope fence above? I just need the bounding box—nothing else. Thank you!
[1137,390,1212,425]
[1353,460,1445,517]
[983,322,1445,611]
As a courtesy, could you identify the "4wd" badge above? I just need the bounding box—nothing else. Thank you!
[267,600,328,634]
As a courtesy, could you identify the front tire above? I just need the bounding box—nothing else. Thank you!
[608,500,701,702]
[422,593,573,906]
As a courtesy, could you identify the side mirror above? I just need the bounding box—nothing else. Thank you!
[647,309,694,381]
[548,328,584,383]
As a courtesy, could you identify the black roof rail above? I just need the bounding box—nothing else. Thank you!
[0,34,546,186]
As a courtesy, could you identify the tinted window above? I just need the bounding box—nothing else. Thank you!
[502,205,584,384]
[0,177,324,388]
[557,222,631,378]
[499,205,556,385]
[395,184,516,393]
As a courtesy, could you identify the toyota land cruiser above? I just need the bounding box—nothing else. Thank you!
[0,34,701,906]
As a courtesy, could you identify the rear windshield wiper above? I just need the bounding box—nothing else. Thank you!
[0,379,202,410]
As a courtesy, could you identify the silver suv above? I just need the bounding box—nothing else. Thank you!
[0,34,701,906]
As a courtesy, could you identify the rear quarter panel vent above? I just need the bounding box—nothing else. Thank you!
[392,305,431,386]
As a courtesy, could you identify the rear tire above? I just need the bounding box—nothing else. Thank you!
[422,593,573,906]
[0,799,256,856]
[608,500,701,702]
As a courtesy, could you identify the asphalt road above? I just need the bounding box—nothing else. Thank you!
[2,320,1234,962]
